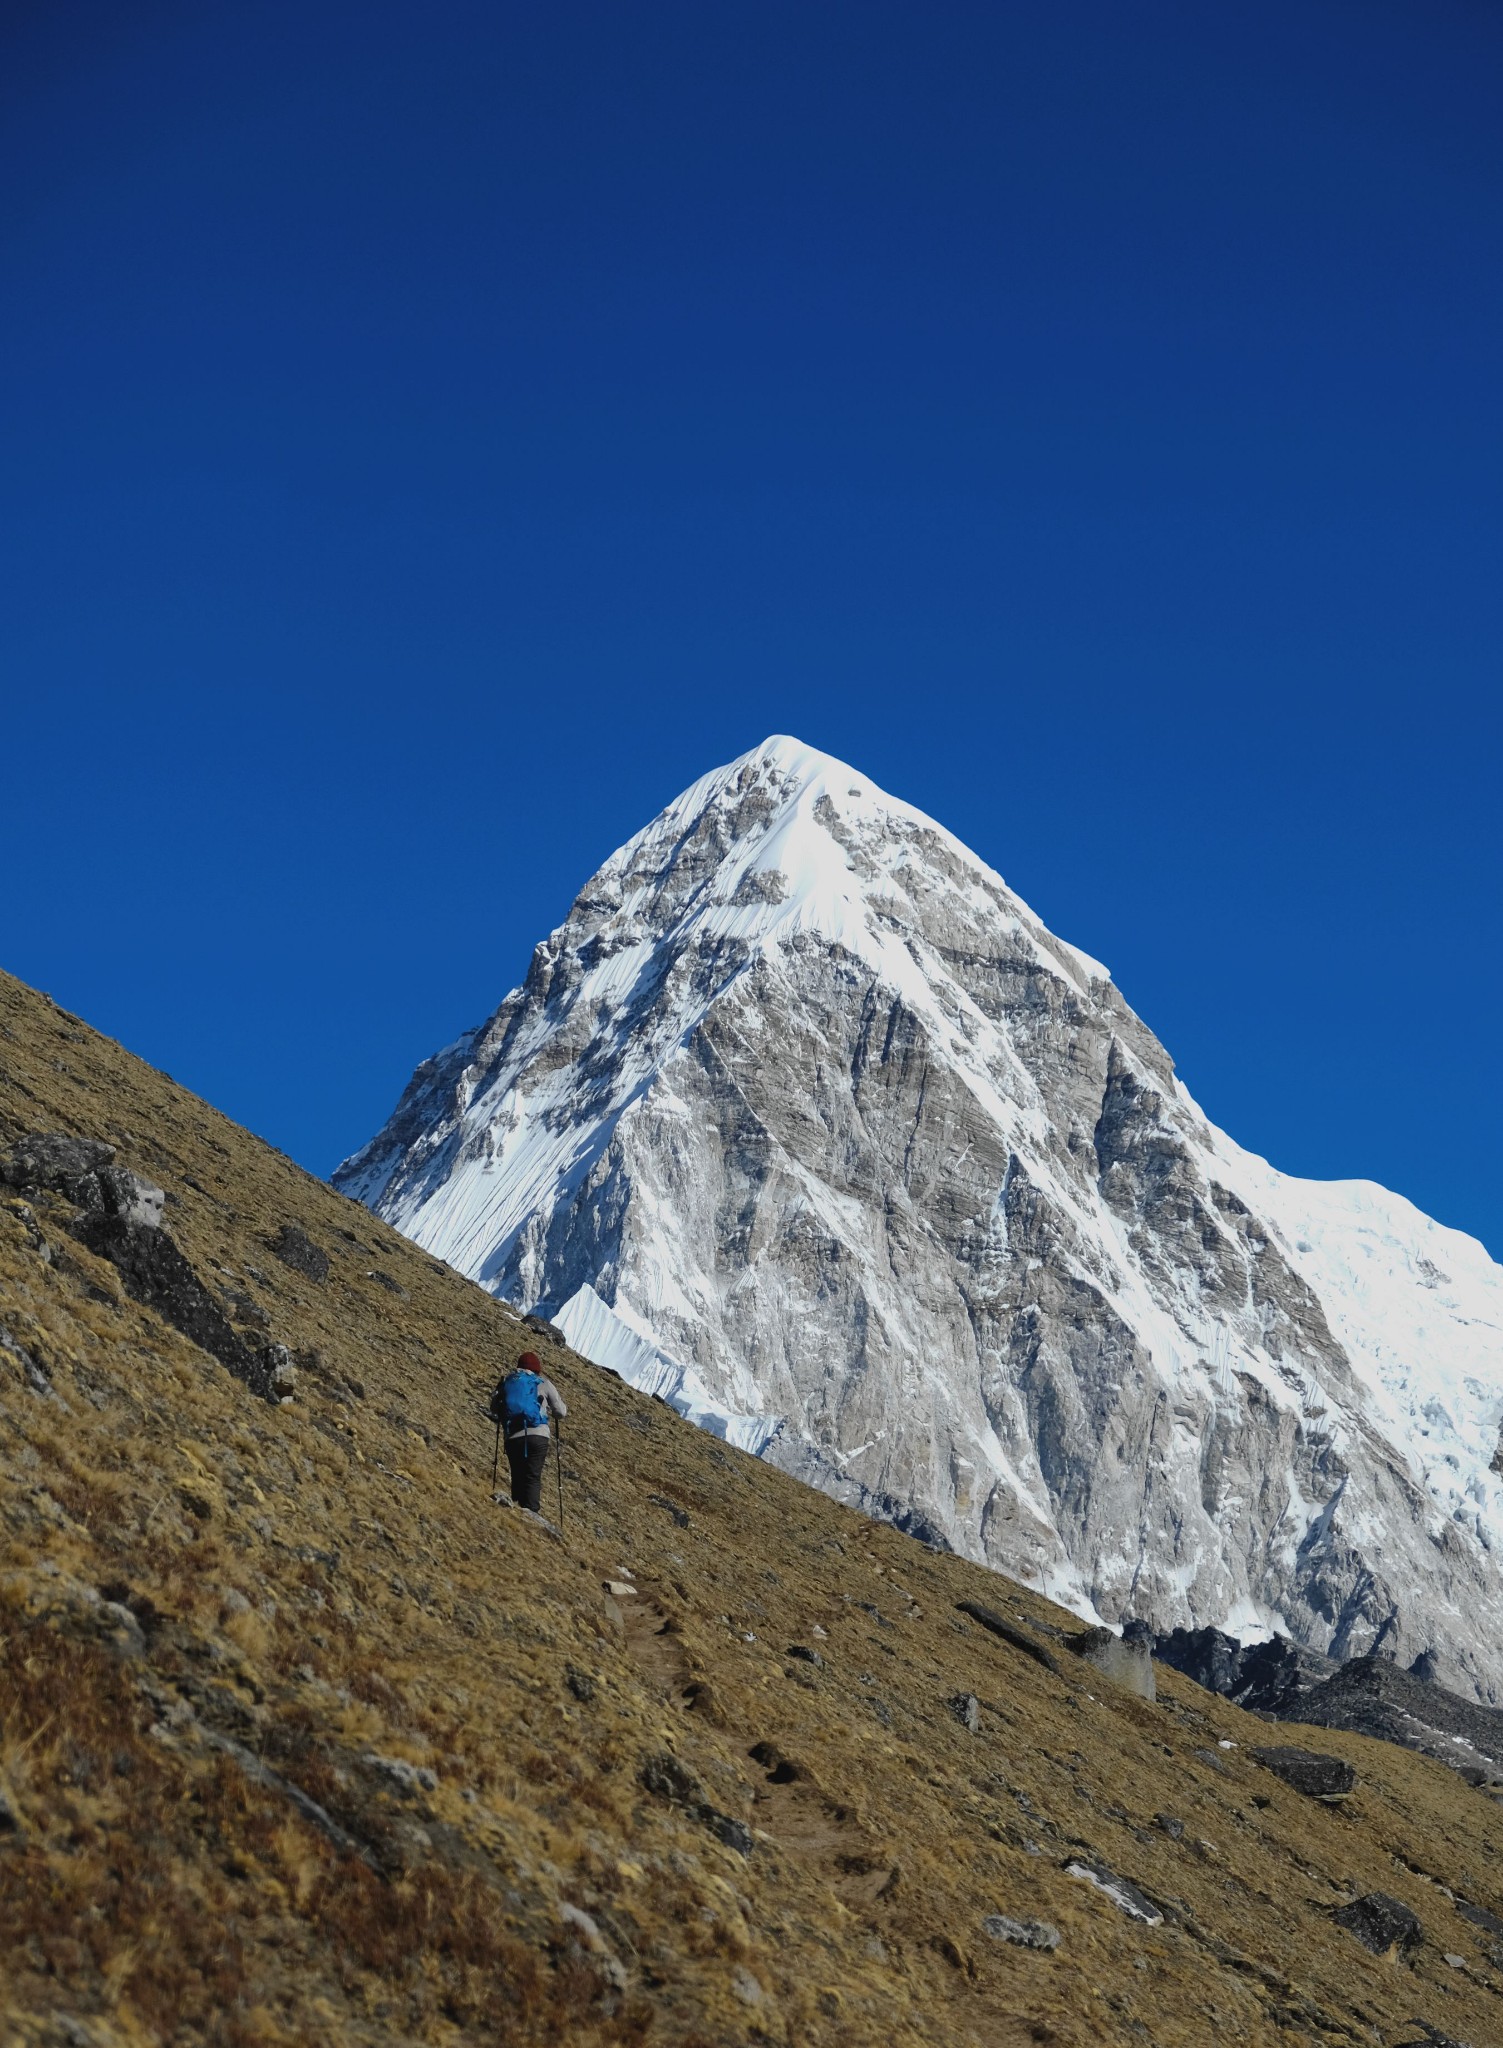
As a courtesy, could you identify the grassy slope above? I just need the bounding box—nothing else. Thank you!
[1,965,1501,2048]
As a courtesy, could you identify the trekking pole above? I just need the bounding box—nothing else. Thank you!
[555,1418,565,1531]
[491,1417,500,1499]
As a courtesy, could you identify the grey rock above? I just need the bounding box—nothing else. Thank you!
[1,1325,67,1408]
[1066,1624,1155,1700]
[1153,1626,1338,1715]
[362,1752,438,1795]
[949,1691,981,1734]
[2,1133,163,1230]
[786,1643,824,1668]
[640,1751,704,1806]
[1166,1629,1503,1784]
[2,1131,115,1197]
[558,1901,603,1945]
[513,1505,562,1538]
[731,1967,763,2007]
[557,1901,629,1993]
[220,1286,270,1329]
[262,1344,298,1399]
[1291,1656,1503,1782]
[198,1723,371,1864]
[982,1914,1060,1951]
[338,739,1503,1700]
[268,1222,329,1282]
[0,1568,147,1660]
[1333,1891,1423,1955]
[96,1167,165,1229]
[703,1808,754,1856]
[523,1312,567,1345]
[1063,1859,1163,1924]
[1457,1902,1503,1939]
[1153,1812,1184,1840]
[69,1211,282,1400]
[956,1601,1060,1674]
[647,1492,690,1526]
[1251,1744,1355,1801]
[641,1750,752,1854]
[565,1664,597,1704]
[97,1599,149,1658]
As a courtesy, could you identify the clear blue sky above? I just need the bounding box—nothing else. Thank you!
[3,2,1500,1256]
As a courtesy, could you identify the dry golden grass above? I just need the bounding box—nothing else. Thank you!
[3,963,1503,2046]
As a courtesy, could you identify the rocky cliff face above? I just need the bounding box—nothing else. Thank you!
[337,737,1503,1699]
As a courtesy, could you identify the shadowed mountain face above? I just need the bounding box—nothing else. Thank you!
[340,738,1503,1702]
[10,962,1503,2048]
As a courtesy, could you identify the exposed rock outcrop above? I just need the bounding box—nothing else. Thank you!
[1066,1622,1156,1700]
[269,1222,329,1282]
[1333,1892,1423,1957]
[1251,1746,1355,1802]
[1156,1627,1503,1786]
[1153,1625,1339,1716]
[5,1128,288,1402]
[338,737,1503,1699]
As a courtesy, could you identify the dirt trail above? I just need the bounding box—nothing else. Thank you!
[623,1585,900,1916]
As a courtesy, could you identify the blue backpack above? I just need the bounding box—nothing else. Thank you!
[496,1368,546,1432]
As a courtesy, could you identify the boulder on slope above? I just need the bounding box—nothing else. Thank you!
[1251,1745,1355,1801]
[1333,1891,1422,1956]
[1066,1623,1155,1700]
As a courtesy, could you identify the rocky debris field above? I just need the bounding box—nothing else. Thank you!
[1156,1628,1503,1789]
[3,966,1503,2048]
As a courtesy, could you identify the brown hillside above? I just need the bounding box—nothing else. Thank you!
[1,963,1500,2048]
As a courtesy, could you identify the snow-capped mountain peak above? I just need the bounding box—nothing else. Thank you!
[568,732,1107,992]
[337,736,1503,1700]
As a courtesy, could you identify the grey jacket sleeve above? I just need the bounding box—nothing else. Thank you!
[540,1376,568,1420]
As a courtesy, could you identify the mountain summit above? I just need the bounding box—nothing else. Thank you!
[338,737,1503,1696]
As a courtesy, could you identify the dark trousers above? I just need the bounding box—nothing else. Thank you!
[505,1434,549,1513]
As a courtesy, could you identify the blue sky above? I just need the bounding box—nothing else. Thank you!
[3,2,1500,1255]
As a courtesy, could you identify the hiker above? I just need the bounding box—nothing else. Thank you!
[490,1351,567,1513]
